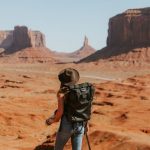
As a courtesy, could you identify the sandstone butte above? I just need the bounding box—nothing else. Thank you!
[0,26,55,63]
[80,7,150,63]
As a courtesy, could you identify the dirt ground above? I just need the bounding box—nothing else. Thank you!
[0,63,150,150]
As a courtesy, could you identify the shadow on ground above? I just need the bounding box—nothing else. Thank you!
[34,145,54,150]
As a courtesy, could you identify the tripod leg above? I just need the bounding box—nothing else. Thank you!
[85,132,91,150]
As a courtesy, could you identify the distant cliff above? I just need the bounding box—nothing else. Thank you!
[0,31,13,50]
[0,26,56,63]
[80,7,150,62]
[0,26,46,54]
[107,8,150,48]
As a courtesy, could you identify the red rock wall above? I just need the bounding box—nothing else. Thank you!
[0,31,13,49]
[79,8,150,63]
[11,26,32,51]
[0,26,46,53]
[30,31,45,48]
[107,8,150,48]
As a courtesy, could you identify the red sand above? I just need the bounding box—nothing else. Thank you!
[0,64,150,150]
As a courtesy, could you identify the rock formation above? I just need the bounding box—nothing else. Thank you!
[0,31,13,50]
[30,31,45,48]
[69,36,96,60]
[107,8,150,48]
[9,26,32,53]
[52,36,96,63]
[0,26,46,54]
[80,7,150,63]
[0,26,55,63]
[0,47,56,63]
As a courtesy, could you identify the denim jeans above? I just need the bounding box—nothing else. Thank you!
[54,115,85,150]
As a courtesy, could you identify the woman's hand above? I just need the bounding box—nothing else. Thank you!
[45,110,57,126]
[45,117,54,126]
[45,93,64,126]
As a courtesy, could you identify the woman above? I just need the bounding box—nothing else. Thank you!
[46,68,85,150]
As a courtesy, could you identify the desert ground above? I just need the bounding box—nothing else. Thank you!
[0,63,150,150]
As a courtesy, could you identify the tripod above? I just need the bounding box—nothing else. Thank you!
[85,131,91,150]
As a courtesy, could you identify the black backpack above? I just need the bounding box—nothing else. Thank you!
[64,82,95,122]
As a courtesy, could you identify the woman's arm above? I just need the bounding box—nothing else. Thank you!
[46,93,64,125]
[53,93,64,122]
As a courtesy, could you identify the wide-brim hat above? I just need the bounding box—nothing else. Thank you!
[58,68,80,86]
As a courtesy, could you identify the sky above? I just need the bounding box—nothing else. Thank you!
[0,0,150,52]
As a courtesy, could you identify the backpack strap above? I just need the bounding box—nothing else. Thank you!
[66,82,92,89]
[65,82,95,99]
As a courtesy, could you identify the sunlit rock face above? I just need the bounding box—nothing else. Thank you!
[80,8,150,63]
[107,8,150,48]
[0,26,46,54]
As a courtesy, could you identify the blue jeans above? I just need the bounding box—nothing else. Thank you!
[54,115,85,150]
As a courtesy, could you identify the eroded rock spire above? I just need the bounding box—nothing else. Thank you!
[84,36,89,46]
